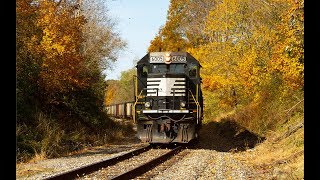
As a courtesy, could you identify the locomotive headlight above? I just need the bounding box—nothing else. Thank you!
[145,101,151,108]
[180,101,186,108]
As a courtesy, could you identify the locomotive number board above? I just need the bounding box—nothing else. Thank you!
[150,52,187,63]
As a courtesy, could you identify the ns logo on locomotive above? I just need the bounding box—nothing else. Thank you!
[133,52,203,143]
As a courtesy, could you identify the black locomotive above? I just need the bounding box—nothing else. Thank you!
[133,52,203,143]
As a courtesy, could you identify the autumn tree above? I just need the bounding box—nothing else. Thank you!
[105,68,136,105]
[269,0,304,92]
[188,0,303,132]
[188,0,293,106]
[17,0,127,161]
[149,0,304,134]
[17,0,43,123]
[35,0,88,96]
[178,0,216,47]
[79,0,127,108]
[17,0,126,106]
[148,0,191,52]
[148,0,216,52]
[105,80,119,105]
[81,0,127,71]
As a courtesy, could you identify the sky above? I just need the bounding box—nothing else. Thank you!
[103,0,170,80]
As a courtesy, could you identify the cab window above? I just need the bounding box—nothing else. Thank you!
[170,64,185,73]
[142,65,148,77]
[189,65,197,77]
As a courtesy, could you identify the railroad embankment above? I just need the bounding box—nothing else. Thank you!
[198,108,304,179]
[16,113,303,179]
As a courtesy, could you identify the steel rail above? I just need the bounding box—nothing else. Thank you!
[44,145,152,180]
[111,146,183,180]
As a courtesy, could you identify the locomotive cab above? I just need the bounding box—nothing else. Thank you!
[133,52,203,143]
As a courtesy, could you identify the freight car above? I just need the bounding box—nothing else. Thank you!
[105,102,134,119]
[133,52,203,143]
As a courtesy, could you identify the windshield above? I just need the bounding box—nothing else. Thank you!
[150,64,185,74]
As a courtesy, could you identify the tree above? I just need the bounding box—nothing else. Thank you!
[188,0,297,106]
[17,0,128,162]
[17,0,43,123]
[269,0,304,91]
[81,0,127,72]
[148,0,190,52]
[148,0,216,52]
[105,68,136,105]
[35,0,88,96]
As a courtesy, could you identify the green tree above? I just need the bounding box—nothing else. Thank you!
[17,0,43,124]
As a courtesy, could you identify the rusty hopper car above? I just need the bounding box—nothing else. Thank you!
[133,52,203,143]
[105,102,134,119]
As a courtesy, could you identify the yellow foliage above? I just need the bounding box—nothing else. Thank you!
[32,0,88,93]
[105,86,116,105]
[186,0,303,111]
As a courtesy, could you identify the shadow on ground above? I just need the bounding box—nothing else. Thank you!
[195,118,265,152]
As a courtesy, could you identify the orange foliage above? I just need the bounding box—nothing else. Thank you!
[105,84,117,105]
[36,1,88,93]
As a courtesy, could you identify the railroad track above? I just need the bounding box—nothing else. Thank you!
[111,145,182,180]
[44,144,186,180]
[135,147,191,179]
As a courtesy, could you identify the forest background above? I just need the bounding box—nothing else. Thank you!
[17,0,303,164]
[107,0,304,135]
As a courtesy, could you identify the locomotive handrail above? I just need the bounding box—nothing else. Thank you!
[133,89,145,123]
[133,75,147,88]
[133,88,159,123]
[187,89,201,124]
[133,75,147,111]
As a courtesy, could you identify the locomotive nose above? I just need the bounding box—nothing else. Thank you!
[134,52,202,144]
[145,74,186,111]
[146,75,186,97]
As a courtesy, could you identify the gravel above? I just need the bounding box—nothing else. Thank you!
[80,148,172,179]
[17,145,259,180]
[16,143,148,180]
[151,149,253,180]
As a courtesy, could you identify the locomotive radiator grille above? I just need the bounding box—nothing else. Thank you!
[147,78,185,97]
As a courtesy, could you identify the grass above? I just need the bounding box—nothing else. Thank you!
[16,109,137,164]
[201,88,304,179]
[232,106,304,179]
[200,110,303,179]
[236,127,303,178]
[16,166,54,179]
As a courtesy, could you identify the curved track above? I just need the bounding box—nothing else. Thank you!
[44,145,152,180]
[111,145,182,180]
[44,144,187,180]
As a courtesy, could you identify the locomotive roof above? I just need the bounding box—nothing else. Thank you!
[136,52,201,67]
